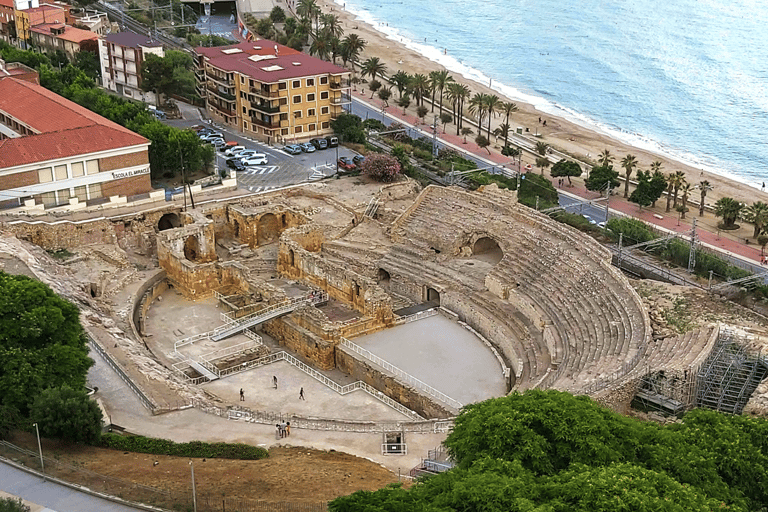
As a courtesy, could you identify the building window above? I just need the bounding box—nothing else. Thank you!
[308,123,316,131]
[281,128,288,135]
[295,125,303,133]
[279,97,288,105]
[37,167,53,183]
[37,191,56,207]
[242,106,247,114]
[71,162,84,177]
[320,91,329,100]
[321,106,329,115]
[307,108,316,117]
[292,80,300,88]
[240,76,245,83]
[88,183,102,199]
[244,121,248,130]
[306,78,314,86]
[320,76,328,84]
[292,95,301,104]
[54,164,67,181]
[293,110,302,118]
[74,185,87,201]
[86,159,99,175]
[321,121,330,129]
[278,82,287,90]
[307,93,315,102]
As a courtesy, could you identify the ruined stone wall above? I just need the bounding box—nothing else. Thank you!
[262,315,336,370]
[4,207,182,255]
[335,347,453,419]
[593,379,642,415]
[132,269,168,338]
[228,204,306,248]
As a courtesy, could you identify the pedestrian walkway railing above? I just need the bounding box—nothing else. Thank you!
[88,335,156,411]
[215,350,424,420]
[395,307,439,325]
[339,337,463,412]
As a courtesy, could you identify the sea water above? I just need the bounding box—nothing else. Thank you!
[334,0,768,189]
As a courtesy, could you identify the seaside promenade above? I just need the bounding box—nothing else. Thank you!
[352,90,765,271]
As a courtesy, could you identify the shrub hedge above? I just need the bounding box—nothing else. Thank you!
[100,433,269,460]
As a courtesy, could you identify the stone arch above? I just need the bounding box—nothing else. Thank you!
[426,287,440,304]
[377,268,391,290]
[158,212,181,231]
[258,213,279,244]
[281,213,287,226]
[472,236,503,265]
[233,219,241,238]
[183,235,200,262]
[288,248,295,267]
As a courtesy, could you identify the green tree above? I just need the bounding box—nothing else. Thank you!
[649,169,668,208]
[367,78,381,98]
[439,112,452,132]
[629,170,655,210]
[670,170,686,208]
[396,94,410,115]
[0,497,31,512]
[339,33,365,70]
[330,113,365,144]
[743,201,768,238]
[409,73,429,107]
[416,105,428,123]
[484,94,501,139]
[360,56,386,81]
[499,101,518,149]
[141,50,195,104]
[431,69,453,116]
[461,127,473,144]
[73,45,101,80]
[678,182,691,219]
[390,70,410,99]
[376,86,391,106]
[0,273,92,416]
[697,180,713,216]
[620,153,638,198]
[360,153,401,182]
[584,165,619,192]
[597,148,614,167]
[665,172,675,212]
[475,134,490,154]
[550,159,581,186]
[30,386,103,444]
[269,5,286,22]
[714,197,744,229]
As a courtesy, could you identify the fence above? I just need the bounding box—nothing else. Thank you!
[196,496,328,512]
[88,336,156,412]
[339,337,463,412]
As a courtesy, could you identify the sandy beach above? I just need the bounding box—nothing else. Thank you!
[318,0,765,209]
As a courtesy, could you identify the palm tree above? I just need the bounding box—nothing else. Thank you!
[665,173,675,212]
[390,70,410,99]
[535,142,549,175]
[431,70,453,117]
[409,74,429,107]
[428,70,440,113]
[620,154,638,198]
[678,183,691,219]
[499,101,518,149]
[296,0,320,33]
[445,82,461,130]
[320,13,343,39]
[468,93,487,136]
[598,149,614,168]
[496,123,511,148]
[340,33,366,70]
[309,36,331,61]
[453,84,470,136]
[743,202,768,238]
[697,180,713,217]
[360,56,386,82]
[714,197,743,229]
[397,94,410,115]
[670,171,686,208]
[484,94,501,139]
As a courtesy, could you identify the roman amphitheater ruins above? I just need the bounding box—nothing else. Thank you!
[2,175,767,470]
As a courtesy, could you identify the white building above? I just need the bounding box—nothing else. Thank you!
[99,30,164,103]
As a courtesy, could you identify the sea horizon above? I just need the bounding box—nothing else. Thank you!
[332,0,768,192]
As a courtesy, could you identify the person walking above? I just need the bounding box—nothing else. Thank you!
[299,387,305,400]
[279,421,287,438]
[286,422,291,436]
[273,376,278,389]
[239,388,244,401]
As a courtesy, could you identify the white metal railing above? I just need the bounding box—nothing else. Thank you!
[339,337,463,412]
[173,320,241,353]
[397,308,438,325]
[198,340,261,364]
[381,443,407,455]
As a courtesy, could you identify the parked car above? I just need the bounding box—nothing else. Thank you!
[352,155,365,166]
[325,135,339,148]
[299,142,316,153]
[310,138,328,150]
[236,149,260,159]
[337,157,356,171]
[211,138,227,148]
[242,155,269,166]
[283,144,303,155]
[200,132,224,141]
[226,158,246,171]
[224,145,246,157]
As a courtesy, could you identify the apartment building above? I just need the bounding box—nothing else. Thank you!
[99,31,164,103]
[0,76,152,212]
[0,0,15,42]
[195,40,351,144]
[30,22,97,59]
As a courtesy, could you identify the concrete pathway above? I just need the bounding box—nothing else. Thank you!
[0,463,142,512]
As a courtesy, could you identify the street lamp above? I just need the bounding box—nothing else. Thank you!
[190,460,197,512]
[32,423,44,479]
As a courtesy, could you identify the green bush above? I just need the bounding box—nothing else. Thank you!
[100,433,269,460]
[605,217,656,245]
[0,497,30,512]
[412,148,433,161]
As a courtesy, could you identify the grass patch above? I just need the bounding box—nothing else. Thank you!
[99,433,269,460]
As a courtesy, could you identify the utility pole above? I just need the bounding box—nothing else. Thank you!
[431,116,439,158]
[178,140,187,211]
[33,423,44,480]
[604,183,611,224]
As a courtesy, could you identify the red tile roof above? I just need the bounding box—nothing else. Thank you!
[0,78,148,169]
[0,0,14,9]
[196,39,349,83]
[31,22,97,43]
[26,5,66,26]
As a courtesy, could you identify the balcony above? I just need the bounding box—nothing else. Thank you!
[251,116,281,129]
[250,86,281,99]
[211,103,235,117]
[330,96,352,105]
[207,85,236,102]
[330,79,351,89]
[207,73,233,87]
[250,102,281,114]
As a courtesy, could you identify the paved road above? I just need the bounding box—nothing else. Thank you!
[0,463,142,512]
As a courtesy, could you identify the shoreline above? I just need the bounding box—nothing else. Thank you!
[319,0,766,206]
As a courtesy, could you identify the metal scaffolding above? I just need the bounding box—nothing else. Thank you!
[695,328,768,415]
